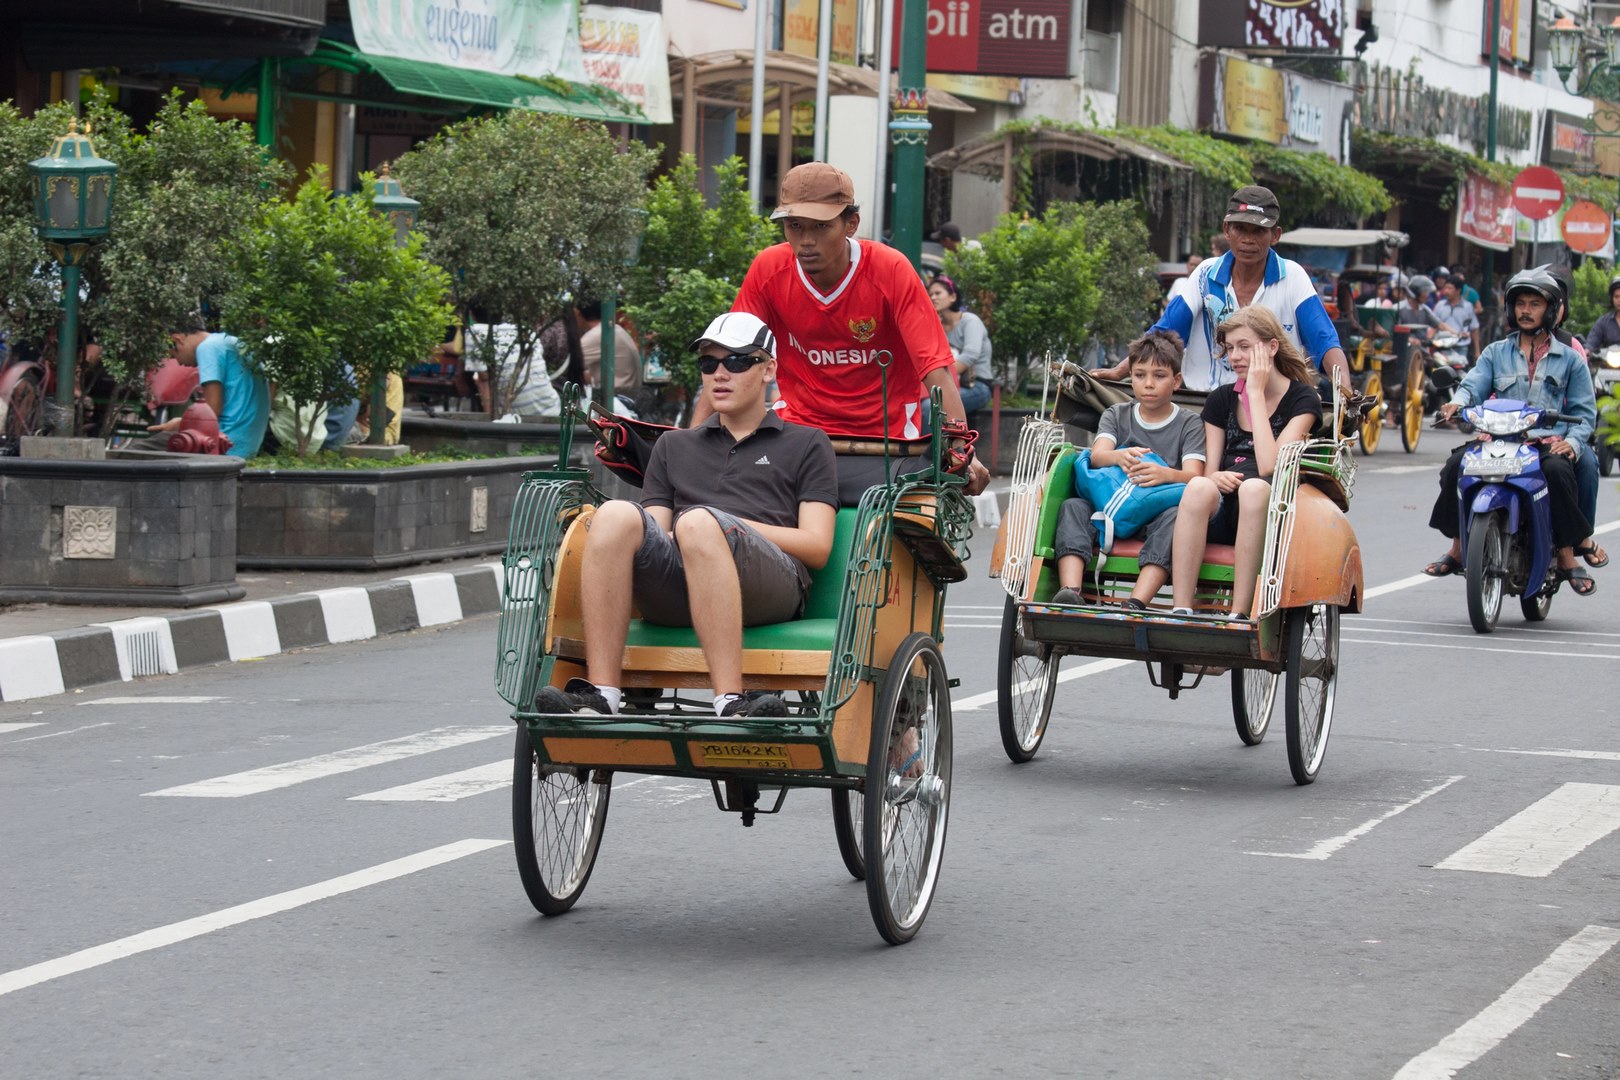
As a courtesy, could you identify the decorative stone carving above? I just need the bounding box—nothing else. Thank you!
[63,505,117,559]
[470,486,489,533]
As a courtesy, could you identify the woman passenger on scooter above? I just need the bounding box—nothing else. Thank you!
[1169,306,1323,620]
[1421,267,1598,595]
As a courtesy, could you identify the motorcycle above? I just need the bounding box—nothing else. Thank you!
[1454,398,1580,633]
[1424,331,1470,419]
[1591,346,1620,477]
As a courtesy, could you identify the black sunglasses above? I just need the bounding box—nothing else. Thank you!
[698,351,768,375]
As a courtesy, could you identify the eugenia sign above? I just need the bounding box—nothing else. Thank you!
[423,1,501,63]
[893,0,1071,78]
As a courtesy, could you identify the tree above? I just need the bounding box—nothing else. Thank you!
[944,205,1109,390]
[1567,259,1611,343]
[224,171,452,455]
[394,112,654,416]
[0,91,287,436]
[624,155,775,391]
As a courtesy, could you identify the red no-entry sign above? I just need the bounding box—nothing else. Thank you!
[1512,166,1565,220]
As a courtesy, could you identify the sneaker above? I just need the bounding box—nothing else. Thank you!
[1170,607,1195,616]
[1123,597,1147,611]
[721,691,788,718]
[1051,587,1083,605]
[534,677,612,715]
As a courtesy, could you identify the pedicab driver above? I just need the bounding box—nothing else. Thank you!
[535,313,839,718]
[691,162,991,505]
[1099,185,1353,395]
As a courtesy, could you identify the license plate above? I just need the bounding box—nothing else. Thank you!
[692,742,793,769]
[1462,458,1522,477]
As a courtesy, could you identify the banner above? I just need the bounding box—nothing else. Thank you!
[349,0,587,82]
[1455,171,1515,252]
[784,0,857,64]
[1201,54,1352,161]
[1482,0,1534,68]
[580,6,672,124]
[1199,0,1345,52]
[892,0,1070,78]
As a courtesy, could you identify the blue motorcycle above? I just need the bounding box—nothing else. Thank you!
[1456,398,1578,633]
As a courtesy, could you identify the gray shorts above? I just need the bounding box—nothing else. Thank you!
[631,505,809,627]
[1053,496,1177,570]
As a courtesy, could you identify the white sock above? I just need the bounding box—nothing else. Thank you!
[1171,607,1194,616]
[714,693,742,716]
[599,686,622,713]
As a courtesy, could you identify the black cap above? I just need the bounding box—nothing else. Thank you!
[931,222,963,243]
[1224,186,1280,228]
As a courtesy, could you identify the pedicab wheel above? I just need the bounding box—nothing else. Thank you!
[1358,371,1383,455]
[1465,512,1505,634]
[1284,604,1339,786]
[865,632,952,945]
[1520,591,1552,622]
[1400,348,1425,452]
[512,726,610,915]
[996,594,1058,763]
[831,789,865,880]
[1230,667,1278,746]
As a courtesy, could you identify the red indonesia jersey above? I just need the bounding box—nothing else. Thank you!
[733,239,954,439]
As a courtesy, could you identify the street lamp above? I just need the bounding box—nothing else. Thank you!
[1548,10,1620,256]
[28,118,116,434]
[596,207,648,412]
[366,163,420,444]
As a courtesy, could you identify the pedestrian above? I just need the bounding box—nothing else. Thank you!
[143,316,270,458]
[928,274,994,416]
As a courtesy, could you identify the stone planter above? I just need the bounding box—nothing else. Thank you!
[237,456,552,570]
[0,454,244,606]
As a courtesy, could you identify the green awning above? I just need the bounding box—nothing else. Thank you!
[282,40,645,124]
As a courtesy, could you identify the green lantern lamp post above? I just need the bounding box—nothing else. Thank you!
[28,119,117,434]
[1549,11,1620,257]
[367,163,419,444]
[597,207,648,412]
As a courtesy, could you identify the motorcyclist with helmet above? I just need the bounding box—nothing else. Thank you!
[1546,267,1608,571]
[1422,267,1599,596]
[1394,275,1451,339]
[1581,273,1620,356]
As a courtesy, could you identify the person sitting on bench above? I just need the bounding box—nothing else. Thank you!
[535,312,839,719]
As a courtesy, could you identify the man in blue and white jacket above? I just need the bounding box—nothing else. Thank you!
[1107,186,1352,394]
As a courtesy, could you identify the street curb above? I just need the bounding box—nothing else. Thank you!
[0,563,505,703]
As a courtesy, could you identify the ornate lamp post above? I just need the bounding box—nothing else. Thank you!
[596,207,648,411]
[28,119,116,434]
[1549,10,1620,251]
[888,0,931,270]
[367,164,419,444]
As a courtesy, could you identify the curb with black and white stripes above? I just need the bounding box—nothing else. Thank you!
[0,564,504,703]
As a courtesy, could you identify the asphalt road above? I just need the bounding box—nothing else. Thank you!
[4,436,1619,1080]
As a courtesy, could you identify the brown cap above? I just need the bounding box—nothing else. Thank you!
[1224,185,1280,228]
[771,162,856,222]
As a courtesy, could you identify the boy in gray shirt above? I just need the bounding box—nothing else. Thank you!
[1052,330,1206,609]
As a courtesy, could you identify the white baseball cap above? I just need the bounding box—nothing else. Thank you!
[689,311,776,359]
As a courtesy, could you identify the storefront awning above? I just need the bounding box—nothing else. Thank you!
[926,126,1189,177]
[277,40,646,124]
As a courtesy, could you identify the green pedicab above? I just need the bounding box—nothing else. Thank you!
[493,383,973,944]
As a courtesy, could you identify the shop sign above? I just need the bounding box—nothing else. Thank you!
[892,0,1071,78]
[1356,64,1532,153]
[927,73,1024,105]
[1455,171,1515,252]
[1544,111,1596,169]
[350,0,587,82]
[1481,0,1534,69]
[785,0,857,64]
[1561,200,1612,254]
[580,5,673,124]
[1198,0,1345,52]
[1200,54,1352,161]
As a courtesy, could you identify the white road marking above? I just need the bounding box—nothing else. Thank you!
[1246,777,1464,860]
[1475,747,1620,763]
[1436,783,1620,877]
[1345,625,1617,649]
[82,696,226,706]
[1364,573,1436,599]
[350,760,510,802]
[144,725,511,797]
[0,722,114,745]
[0,723,45,734]
[953,657,1133,712]
[1352,615,1620,638]
[1342,636,1619,661]
[0,838,507,999]
[1392,924,1620,1080]
[1364,464,1437,475]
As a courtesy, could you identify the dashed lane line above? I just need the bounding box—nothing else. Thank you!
[1435,782,1620,878]
[0,838,508,999]
[1474,747,1620,763]
[350,760,510,802]
[1246,776,1464,861]
[1340,636,1620,661]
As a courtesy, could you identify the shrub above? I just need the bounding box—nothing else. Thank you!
[1568,259,1612,343]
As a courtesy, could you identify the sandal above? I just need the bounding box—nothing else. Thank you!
[1423,553,1464,577]
[1558,565,1598,597]
[1574,542,1610,569]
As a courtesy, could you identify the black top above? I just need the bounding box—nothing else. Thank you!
[642,411,839,528]
[1201,381,1323,477]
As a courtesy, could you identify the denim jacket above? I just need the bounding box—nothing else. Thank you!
[1451,331,1596,446]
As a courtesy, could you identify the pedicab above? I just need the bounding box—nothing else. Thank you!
[492,381,974,944]
[988,364,1365,785]
[1340,303,1428,456]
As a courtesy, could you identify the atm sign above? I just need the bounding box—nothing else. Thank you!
[893,0,1071,79]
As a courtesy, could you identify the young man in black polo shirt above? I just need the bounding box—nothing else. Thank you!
[537,313,839,718]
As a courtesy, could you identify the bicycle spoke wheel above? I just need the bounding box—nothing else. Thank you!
[1230,667,1277,746]
[512,726,610,915]
[997,595,1057,762]
[865,632,952,945]
[1284,605,1339,785]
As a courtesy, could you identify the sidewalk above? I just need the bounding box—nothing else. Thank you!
[0,555,506,703]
